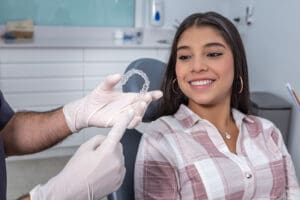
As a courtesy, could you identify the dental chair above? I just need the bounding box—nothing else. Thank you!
[107,58,166,200]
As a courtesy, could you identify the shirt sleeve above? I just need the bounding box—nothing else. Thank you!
[271,126,300,199]
[0,91,14,131]
[134,130,180,200]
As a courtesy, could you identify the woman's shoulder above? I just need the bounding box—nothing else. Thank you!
[136,115,179,136]
[243,114,283,144]
[233,109,276,130]
[245,114,278,130]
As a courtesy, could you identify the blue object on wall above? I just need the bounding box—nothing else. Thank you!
[0,0,135,27]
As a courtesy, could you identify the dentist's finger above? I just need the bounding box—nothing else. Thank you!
[79,134,107,152]
[149,90,163,100]
[135,90,163,105]
[99,74,122,91]
[130,101,147,119]
[127,116,142,129]
[99,109,135,149]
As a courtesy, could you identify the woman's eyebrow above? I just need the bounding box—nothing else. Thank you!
[177,45,190,51]
[204,42,226,48]
[177,42,226,51]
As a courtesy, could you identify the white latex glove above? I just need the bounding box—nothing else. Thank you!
[30,110,134,200]
[63,73,163,132]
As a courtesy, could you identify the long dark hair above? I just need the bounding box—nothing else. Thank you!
[158,12,250,117]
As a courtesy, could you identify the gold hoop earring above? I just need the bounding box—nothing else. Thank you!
[238,76,244,94]
[172,78,178,94]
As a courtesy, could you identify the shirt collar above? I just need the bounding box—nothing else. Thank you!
[174,104,255,129]
[174,105,201,128]
[232,108,255,127]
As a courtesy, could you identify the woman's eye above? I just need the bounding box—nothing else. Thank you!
[207,52,223,57]
[178,55,191,60]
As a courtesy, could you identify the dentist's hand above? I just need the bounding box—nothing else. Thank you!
[30,110,134,200]
[63,74,163,132]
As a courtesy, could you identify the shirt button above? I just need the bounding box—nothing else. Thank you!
[245,173,252,179]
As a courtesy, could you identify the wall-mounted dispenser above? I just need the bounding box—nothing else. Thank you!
[233,4,254,27]
[245,5,254,25]
[150,0,164,27]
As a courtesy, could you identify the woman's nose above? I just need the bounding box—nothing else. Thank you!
[191,58,208,72]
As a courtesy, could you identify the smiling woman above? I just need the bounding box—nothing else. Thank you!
[134,11,300,200]
[0,0,135,27]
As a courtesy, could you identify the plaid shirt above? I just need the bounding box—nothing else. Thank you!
[134,105,300,200]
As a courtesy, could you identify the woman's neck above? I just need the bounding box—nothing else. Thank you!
[188,98,233,131]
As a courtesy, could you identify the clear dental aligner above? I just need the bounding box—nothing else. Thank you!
[121,69,150,93]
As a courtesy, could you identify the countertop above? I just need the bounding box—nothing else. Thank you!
[0,26,174,49]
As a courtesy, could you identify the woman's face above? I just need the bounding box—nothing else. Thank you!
[175,26,234,108]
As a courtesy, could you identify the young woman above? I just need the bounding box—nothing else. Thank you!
[134,12,300,199]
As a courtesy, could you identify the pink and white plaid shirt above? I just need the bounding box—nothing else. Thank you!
[134,105,300,200]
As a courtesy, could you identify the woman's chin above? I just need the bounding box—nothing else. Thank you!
[189,98,215,107]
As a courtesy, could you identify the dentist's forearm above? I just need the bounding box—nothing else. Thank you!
[2,108,71,156]
[17,193,30,200]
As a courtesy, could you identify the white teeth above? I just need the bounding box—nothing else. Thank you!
[190,80,213,86]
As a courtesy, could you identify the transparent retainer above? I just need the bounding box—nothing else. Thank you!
[121,69,150,93]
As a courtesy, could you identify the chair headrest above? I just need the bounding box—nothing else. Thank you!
[122,58,166,122]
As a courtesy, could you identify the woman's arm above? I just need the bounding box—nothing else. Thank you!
[272,127,300,199]
[1,107,71,156]
[134,134,180,200]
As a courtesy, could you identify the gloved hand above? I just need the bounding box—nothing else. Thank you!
[30,109,134,200]
[63,73,162,132]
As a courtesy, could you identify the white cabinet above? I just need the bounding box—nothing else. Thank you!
[0,49,85,153]
[0,45,169,159]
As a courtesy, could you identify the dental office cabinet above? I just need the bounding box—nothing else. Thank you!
[0,28,172,160]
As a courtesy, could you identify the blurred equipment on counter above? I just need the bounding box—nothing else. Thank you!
[1,19,34,43]
[250,91,292,145]
[113,29,143,44]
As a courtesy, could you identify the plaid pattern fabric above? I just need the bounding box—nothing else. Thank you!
[134,105,300,200]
